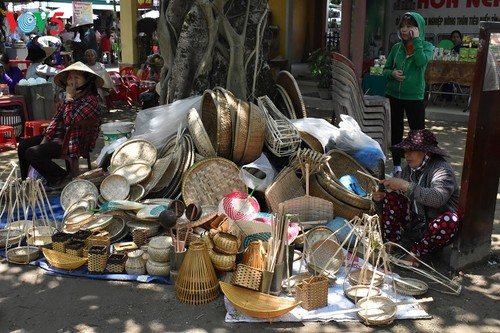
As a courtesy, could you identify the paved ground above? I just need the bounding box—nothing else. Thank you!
[0,76,498,333]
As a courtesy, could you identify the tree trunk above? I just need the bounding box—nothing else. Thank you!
[157,0,274,105]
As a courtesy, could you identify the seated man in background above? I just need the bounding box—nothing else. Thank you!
[0,54,24,94]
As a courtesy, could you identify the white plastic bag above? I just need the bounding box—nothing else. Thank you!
[131,95,202,149]
[326,114,385,170]
[290,117,338,150]
[239,153,277,192]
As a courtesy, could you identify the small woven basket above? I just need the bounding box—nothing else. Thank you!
[88,245,108,273]
[175,240,220,305]
[231,264,263,291]
[51,232,72,253]
[106,253,127,273]
[65,240,85,257]
[265,166,305,213]
[132,228,149,247]
[295,275,329,310]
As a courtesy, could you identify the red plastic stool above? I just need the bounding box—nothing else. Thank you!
[24,120,51,138]
[0,125,17,150]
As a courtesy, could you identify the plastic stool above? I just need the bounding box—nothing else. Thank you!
[0,125,17,150]
[24,120,51,138]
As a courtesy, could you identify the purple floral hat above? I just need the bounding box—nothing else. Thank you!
[392,129,449,157]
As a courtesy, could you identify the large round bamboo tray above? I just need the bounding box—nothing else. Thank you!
[348,268,384,287]
[220,281,302,319]
[100,174,130,202]
[356,295,397,326]
[60,179,99,211]
[42,248,88,270]
[305,238,344,277]
[181,158,246,206]
[110,138,157,170]
[111,162,152,185]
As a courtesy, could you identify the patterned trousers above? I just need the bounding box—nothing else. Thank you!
[380,192,460,257]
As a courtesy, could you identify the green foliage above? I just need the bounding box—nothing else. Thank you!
[307,47,333,89]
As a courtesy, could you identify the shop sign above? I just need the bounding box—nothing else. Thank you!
[138,0,153,9]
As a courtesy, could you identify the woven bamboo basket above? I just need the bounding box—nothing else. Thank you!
[257,95,301,157]
[106,253,127,273]
[231,99,249,164]
[88,245,108,273]
[200,89,232,159]
[187,107,216,158]
[394,277,429,296]
[321,150,378,209]
[220,281,302,319]
[347,268,384,287]
[231,264,263,291]
[51,232,72,253]
[344,285,382,303]
[276,70,307,118]
[356,296,397,326]
[65,240,85,257]
[278,165,334,230]
[295,275,329,310]
[175,240,220,304]
[310,174,366,219]
[42,248,88,271]
[240,240,266,270]
[208,248,236,272]
[265,166,305,213]
[240,102,266,164]
[6,246,40,264]
[212,232,241,255]
[84,230,110,257]
[132,228,149,247]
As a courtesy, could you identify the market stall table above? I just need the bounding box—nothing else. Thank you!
[424,60,476,112]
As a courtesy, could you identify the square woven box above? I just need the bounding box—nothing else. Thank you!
[295,275,329,310]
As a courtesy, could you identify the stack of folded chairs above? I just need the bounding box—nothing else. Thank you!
[330,52,391,154]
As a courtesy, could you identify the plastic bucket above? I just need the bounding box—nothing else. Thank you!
[100,121,134,145]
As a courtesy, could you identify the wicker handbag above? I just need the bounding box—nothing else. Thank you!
[295,275,329,310]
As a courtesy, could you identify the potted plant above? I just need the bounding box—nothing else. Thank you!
[308,47,333,99]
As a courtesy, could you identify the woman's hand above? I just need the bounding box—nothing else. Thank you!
[380,178,410,192]
[65,81,77,100]
[392,70,405,81]
[409,27,420,38]
[372,190,386,202]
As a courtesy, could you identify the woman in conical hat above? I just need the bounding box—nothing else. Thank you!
[17,62,103,190]
[372,129,460,267]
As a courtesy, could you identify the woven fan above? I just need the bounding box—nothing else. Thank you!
[278,164,334,230]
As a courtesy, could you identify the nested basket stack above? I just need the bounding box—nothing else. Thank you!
[207,231,240,272]
[87,245,108,273]
[311,150,378,219]
[175,240,220,305]
[295,275,329,310]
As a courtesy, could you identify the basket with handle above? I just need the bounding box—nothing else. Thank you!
[83,230,110,258]
[295,275,329,310]
[278,163,334,230]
